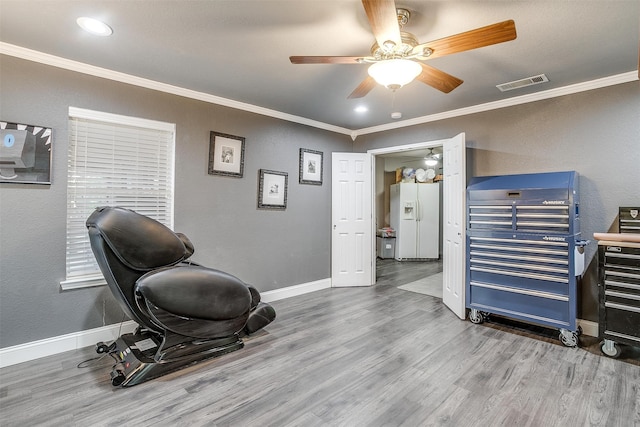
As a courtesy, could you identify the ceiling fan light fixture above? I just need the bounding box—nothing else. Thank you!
[368,59,422,90]
[424,148,440,166]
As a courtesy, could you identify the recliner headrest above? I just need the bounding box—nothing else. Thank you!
[86,207,188,271]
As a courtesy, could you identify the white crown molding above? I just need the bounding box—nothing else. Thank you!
[0,42,353,136]
[1,42,636,140]
[354,71,639,137]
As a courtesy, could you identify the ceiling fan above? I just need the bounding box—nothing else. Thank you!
[397,147,440,165]
[424,148,440,166]
[290,0,517,99]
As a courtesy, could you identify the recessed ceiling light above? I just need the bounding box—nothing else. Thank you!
[77,17,113,36]
[354,106,368,113]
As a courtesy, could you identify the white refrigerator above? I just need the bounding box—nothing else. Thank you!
[390,182,440,260]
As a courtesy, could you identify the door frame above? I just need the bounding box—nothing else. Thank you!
[367,135,466,317]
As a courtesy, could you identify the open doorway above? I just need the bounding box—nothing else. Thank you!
[366,132,466,320]
[329,133,465,316]
[372,145,444,298]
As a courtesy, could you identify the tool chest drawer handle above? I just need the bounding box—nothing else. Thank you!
[605,302,640,313]
[471,236,569,247]
[470,243,567,256]
[470,220,512,226]
[605,270,640,280]
[470,250,568,265]
[604,280,640,291]
[605,252,640,260]
[605,290,640,301]
[470,266,569,283]
[472,259,568,274]
[604,330,640,343]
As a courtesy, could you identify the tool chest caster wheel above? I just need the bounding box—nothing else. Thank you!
[559,329,579,347]
[469,309,485,324]
[600,340,621,358]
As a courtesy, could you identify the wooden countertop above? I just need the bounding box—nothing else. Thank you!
[594,232,640,247]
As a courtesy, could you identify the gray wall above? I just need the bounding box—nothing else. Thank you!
[0,55,352,348]
[356,81,640,321]
[1,53,637,349]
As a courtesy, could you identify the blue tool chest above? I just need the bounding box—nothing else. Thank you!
[465,171,586,346]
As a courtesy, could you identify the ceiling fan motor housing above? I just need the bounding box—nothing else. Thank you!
[371,32,419,59]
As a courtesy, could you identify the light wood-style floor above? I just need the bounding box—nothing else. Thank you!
[1,260,639,426]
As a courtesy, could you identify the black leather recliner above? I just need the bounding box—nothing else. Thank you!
[86,206,275,387]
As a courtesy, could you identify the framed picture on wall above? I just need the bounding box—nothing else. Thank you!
[208,131,245,178]
[299,148,323,185]
[258,169,288,210]
[0,121,53,184]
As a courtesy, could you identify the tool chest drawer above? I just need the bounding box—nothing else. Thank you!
[468,282,571,327]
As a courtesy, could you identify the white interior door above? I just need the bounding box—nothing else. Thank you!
[331,152,373,287]
[442,133,466,319]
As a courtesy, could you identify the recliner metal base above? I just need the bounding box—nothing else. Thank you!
[105,331,244,387]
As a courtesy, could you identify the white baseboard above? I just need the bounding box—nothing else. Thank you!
[0,278,332,368]
[0,321,138,368]
[577,319,598,338]
[260,278,331,303]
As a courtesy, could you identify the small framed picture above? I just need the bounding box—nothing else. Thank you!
[258,169,288,210]
[208,131,245,178]
[299,148,323,185]
[0,121,53,184]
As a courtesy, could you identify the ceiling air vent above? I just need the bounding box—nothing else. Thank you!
[496,74,549,92]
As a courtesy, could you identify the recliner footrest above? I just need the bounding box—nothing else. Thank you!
[244,302,276,335]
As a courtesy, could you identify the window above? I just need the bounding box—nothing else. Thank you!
[61,107,175,290]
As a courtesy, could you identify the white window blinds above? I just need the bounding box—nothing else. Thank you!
[62,107,175,290]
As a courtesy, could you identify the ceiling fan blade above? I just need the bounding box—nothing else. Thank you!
[362,0,402,49]
[416,63,463,93]
[414,20,517,60]
[348,76,377,99]
[290,56,365,64]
